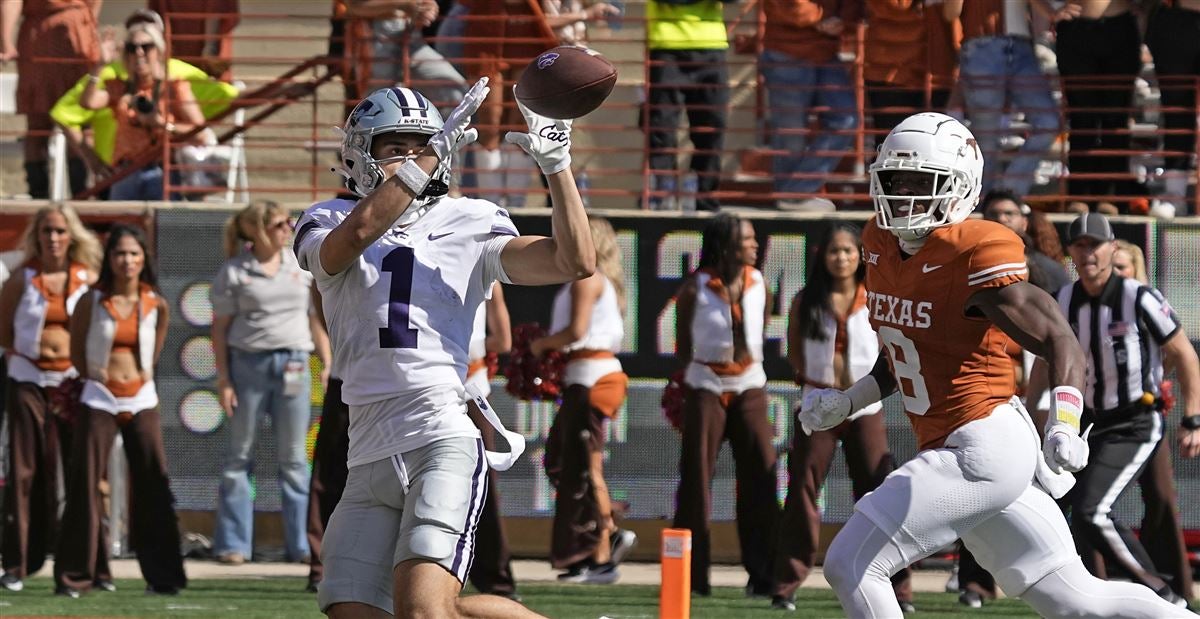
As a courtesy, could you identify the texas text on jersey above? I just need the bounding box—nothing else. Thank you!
[861,217,1028,450]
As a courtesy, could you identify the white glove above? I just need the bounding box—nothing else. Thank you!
[504,88,572,175]
[796,376,882,435]
[429,77,488,162]
[1043,386,1091,474]
[1044,425,1092,474]
[797,388,852,436]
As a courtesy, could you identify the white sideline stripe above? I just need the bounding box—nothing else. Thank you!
[967,262,1028,279]
[1091,413,1161,581]
[969,268,1028,286]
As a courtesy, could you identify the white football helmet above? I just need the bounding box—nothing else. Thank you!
[869,112,983,241]
[337,87,450,201]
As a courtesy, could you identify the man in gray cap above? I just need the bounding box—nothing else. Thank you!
[1028,211,1200,609]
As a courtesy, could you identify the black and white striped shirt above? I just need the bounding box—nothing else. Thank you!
[1056,275,1182,413]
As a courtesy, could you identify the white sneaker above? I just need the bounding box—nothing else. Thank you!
[581,563,620,585]
[609,529,638,566]
[0,572,24,592]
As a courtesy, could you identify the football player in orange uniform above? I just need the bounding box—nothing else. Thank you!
[797,112,1192,619]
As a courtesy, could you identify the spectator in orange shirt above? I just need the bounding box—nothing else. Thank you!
[863,0,958,136]
[760,0,863,211]
[79,20,206,200]
[0,0,101,198]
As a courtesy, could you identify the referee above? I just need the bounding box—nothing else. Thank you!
[1033,213,1200,608]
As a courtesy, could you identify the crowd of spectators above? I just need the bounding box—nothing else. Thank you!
[2,0,1197,213]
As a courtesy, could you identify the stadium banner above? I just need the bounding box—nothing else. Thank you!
[146,209,1196,528]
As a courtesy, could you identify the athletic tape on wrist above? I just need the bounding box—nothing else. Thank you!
[1050,386,1083,433]
[845,375,882,413]
[396,159,432,196]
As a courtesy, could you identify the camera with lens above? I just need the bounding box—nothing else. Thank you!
[133,94,155,115]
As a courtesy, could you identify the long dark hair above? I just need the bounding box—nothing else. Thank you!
[698,213,745,280]
[97,224,158,294]
[796,223,865,341]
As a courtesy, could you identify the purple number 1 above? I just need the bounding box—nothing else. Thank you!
[379,247,419,349]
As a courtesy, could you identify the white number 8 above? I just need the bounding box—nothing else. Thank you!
[877,326,931,415]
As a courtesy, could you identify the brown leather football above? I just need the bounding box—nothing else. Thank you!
[514,46,618,120]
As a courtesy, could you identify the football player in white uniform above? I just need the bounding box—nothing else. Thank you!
[294,79,592,618]
[800,113,1192,619]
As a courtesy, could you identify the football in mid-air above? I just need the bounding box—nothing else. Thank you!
[514,46,618,119]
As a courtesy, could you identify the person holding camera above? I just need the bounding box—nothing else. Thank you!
[79,20,205,200]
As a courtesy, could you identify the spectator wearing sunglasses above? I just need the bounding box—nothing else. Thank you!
[79,18,205,200]
[209,201,331,566]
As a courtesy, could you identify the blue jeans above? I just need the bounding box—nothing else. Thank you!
[958,36,1062,196]
[109,165,164,201]
[759,49,857,196]
[214,349,312,561]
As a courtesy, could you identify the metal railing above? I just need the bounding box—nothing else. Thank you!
[2,3,1196,213]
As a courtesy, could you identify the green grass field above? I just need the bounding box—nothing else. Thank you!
[0,577,1042,618]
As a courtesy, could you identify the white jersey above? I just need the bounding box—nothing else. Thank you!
[294,197,518,466]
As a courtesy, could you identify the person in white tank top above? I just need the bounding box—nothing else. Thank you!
[294,81,592,618]
[53,225,186,597]
[769,223,910,612]
[670,214,780,596]
[0,205,100,591]
[462,283,521,598]
[530,218,636,584]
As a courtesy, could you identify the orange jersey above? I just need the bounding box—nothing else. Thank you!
[861,218,1028,450]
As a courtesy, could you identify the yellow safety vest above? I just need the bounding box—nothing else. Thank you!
[646,0,730,51]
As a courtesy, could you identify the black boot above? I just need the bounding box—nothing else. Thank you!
[24,161,49,199]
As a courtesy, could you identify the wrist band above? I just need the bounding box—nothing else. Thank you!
[1049,386,1084,433]
[88,74,102,84]
[395,159,431,196]
[1182,415,1200,430]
